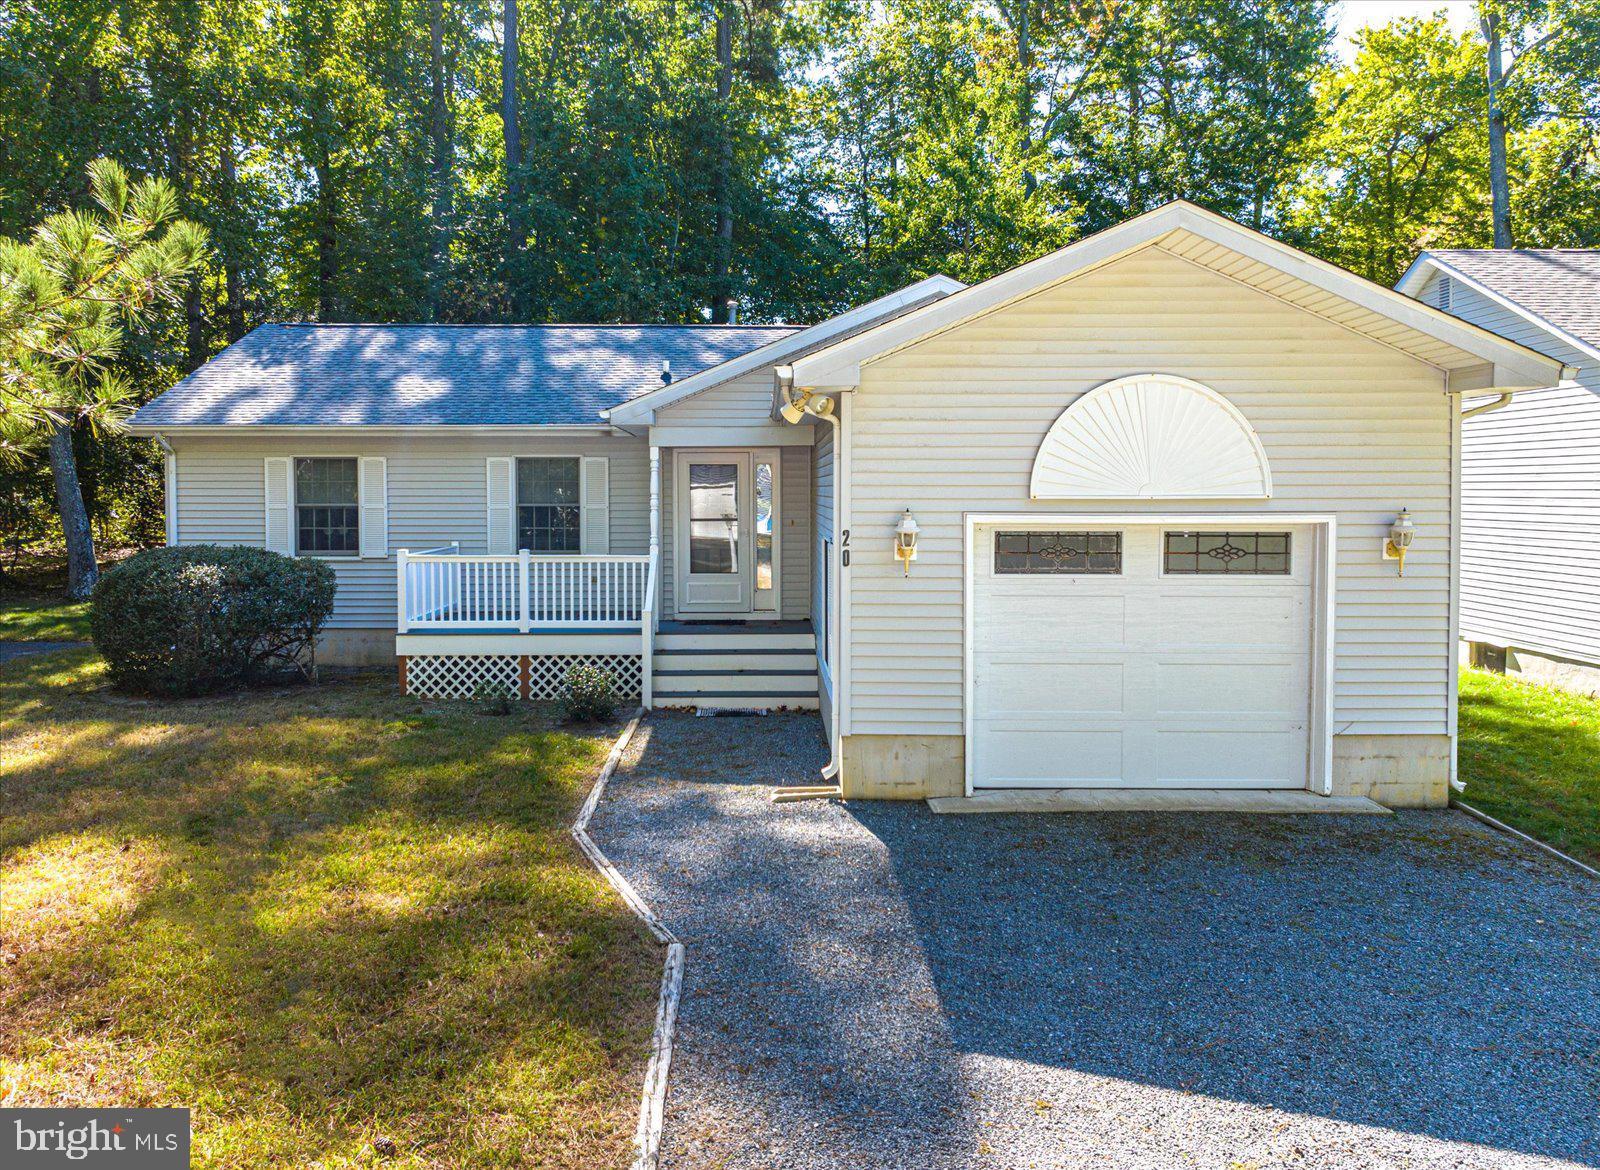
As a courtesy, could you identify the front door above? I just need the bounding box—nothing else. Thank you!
[675,452,752,614]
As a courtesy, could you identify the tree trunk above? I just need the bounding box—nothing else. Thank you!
[1482,14,1514,248]
[428,0,455,321]
[711,2,734,324]
[315,155,337,322]
[501,0,526,316]
[221,138,246,341]
[1015,0,1035,196]
[48,421,98,600]
[185,276,207,371]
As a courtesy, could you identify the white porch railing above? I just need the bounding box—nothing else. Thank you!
[398,549,654,631]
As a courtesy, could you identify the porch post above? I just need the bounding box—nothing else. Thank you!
[648,445,661,634]
[518,548,531,632]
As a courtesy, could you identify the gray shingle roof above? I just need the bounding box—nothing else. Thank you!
[131,323,801,427]
[1429,249,1600,353]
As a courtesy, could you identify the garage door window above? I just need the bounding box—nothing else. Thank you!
[995,531,1121,574]
[1164,531,1290,575]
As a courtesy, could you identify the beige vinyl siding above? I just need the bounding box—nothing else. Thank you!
[813,419,835,715]
[171,433,649,629]
[847,244,1454,738]
[654,371,773,423]
[1416,269,1600,665]
[779,445,813,621]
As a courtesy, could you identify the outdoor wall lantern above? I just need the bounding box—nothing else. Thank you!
[1383,508,1415,577]
[894,509,920,575]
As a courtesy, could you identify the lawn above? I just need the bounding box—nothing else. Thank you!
[0,592,90,641]
[1458,666,1600,868]
[0,649,659,1169]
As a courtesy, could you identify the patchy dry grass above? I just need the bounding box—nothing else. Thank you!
[0,650,659,1168]
[1458,666,1600,868]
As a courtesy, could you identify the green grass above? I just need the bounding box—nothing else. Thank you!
[0,651,658,1169]
[0,593,91,641]
[1458,666,1600,868]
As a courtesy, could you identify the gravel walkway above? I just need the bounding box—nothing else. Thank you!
[0,640,89,664]
[592,712,1600,1170]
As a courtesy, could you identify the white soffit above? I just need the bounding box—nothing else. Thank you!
[1030,374,1272,500]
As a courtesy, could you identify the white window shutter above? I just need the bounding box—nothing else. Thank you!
[486,457,515,554]
[580,456,609,554]
[358,456,388,559]
[264,457,293,554]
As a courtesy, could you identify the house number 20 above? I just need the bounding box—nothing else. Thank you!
[841,529,850,567]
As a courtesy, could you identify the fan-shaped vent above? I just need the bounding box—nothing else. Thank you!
[1029,374,1272,500]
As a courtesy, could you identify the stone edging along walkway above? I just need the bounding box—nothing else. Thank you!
[571,710,683,1170]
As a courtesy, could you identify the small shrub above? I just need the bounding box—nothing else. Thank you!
[472,679,517,715]
[561,663,617,723]
[91,545,336,697]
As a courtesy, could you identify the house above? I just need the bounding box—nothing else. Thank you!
[1397,250,1600,691]
[129,202,1570,807]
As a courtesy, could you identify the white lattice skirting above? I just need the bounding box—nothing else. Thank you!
[403,653,643,701]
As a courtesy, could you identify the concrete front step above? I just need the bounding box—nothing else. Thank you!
[927,790,1392,815]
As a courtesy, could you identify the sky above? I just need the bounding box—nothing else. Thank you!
[1333,0,1477,62]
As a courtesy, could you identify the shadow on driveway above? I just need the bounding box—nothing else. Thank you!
[595,712,1600,1169]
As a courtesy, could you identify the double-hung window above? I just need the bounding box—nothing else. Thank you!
[516,457,581,553]
[295,457,359,555]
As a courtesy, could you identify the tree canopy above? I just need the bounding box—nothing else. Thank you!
[1,0,1597,555]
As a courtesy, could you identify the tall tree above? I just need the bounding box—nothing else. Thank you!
[500,0,525,317]
[427,0,456,320]
[1284,16,1488,282]
[0,160,207,597]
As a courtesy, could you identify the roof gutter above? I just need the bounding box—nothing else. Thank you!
[125,423,621,438]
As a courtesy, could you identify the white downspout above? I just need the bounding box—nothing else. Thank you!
[1461,391,1513,420]
[816,407,844,782]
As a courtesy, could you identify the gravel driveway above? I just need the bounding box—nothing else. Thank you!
[592,712,1600,1170]
[0,640,89,664]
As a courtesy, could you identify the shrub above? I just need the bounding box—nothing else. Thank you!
[561,663,617,723]
[91,545,337,696]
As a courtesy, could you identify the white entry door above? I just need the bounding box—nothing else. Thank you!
[675,452,752,614]
[970,523,1314,789]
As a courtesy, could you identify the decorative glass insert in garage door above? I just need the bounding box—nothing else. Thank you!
[994,531,1122,574]
[1164,531,1291,575]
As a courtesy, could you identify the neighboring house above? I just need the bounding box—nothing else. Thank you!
[1397,250,1600,691]
[130,202,1567,807]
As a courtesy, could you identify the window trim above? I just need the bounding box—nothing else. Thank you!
[753,447,782,611]
[292,455,362,559]
[1159,530,1293,577]
[993,529,1123,575]
[514,454,583,555]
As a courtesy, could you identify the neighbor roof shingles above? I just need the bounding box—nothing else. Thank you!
[131,323,801,427]
[1429,249,1600,353]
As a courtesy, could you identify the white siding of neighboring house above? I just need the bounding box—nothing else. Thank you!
[1415,268,1600,666]
[170,433,649,629]
[846,245,1455,740]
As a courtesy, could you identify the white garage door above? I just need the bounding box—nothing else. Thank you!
[971,524,1314,789]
